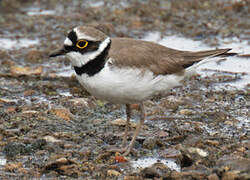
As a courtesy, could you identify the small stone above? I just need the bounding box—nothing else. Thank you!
[69,98,89,107]
[22,110,39,116]
[236,146,246,153]
[51,107,73,121]
[142,137,157,150]
[10,65,43,76]
[23,90,36,96]
[124,176,139,180]
[222,170,240,180]
[64,143,73,149]
[5,106,16,113]
[157,130,169,138]
[0,98,17,104]
[207,173,220,180]
[111,119,136,128]
[56,157,68,164]
[5,162,23,172]
[161,148,182,159]
[206,140,219,146]
[188,147,208,157]
[179,109,194,116]
[107,169,121,177]
[43,136,61,143]
[224,120,234,126]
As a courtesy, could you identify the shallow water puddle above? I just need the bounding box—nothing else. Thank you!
[24,7,55,16]
[143,32,250,89]
[130,157,180,172]
[0,38,39,50]
[0,156,7,166]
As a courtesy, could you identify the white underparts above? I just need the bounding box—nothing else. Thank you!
[66,37,111,67]
[76,60,194,104]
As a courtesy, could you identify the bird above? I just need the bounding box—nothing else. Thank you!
[49,26,235,155]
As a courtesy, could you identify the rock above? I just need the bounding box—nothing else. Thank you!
[63,143,73,149]
[207,173,220,180]
[0,98,17,104]
[216,156,250,172]
[188,147,208,157]
[51,107,73,121]
[22,110,39,116]
[23,89,36,96]
[5,106,16,113]
[10,65,43,76]
[224,120,234,126]
[43,136,61,143]
[3,142,26,157]
[171,171,207,180]
[157,130,169,138]
[140,162,172,178]
[161,148,182,159]
[69,98,90,107]
[107,169,121,177]
[222,170,240,180]
[142,137,157,150]
[44,157,80,177]
[5,162,23,172]
[179,109,195,116]
[205,140,219,146]
[124,176,141,180]
[111,118,136,128]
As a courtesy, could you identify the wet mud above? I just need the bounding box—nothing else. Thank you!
[0,0,249,179]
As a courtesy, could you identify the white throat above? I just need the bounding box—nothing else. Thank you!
[66,37,111,67]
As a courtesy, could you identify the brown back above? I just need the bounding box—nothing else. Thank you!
[108,38,232,75]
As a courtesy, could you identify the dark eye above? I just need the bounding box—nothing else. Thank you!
[76,40,88,49]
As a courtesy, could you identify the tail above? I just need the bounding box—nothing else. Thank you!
[184,48,237,61]
[182,48,237,69]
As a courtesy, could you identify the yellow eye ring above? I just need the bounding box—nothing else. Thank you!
[76,40,88,49]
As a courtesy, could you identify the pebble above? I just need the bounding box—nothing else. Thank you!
[207,173,220,180]
[107,169,121,177]
[10,65,43,76]
[51,107,73,121]
[188,147,208,157]
[142,137,157,150]
[111,118,137,128]
[206,140,219,146]
[179,109,195,116]
[161,148,182,159]
[222,170,240,180]
[5,162,23,172]
[69,98,90,107]
[43,136,61,143]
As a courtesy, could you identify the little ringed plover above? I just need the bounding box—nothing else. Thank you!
[50,26,235,155]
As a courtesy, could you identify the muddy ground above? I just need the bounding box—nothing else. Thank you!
[0,0,249,179]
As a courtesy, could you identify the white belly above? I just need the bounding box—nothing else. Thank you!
[76,63,193,104]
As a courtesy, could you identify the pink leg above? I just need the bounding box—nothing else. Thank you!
[122,104,131,147]
[123,102,145,156]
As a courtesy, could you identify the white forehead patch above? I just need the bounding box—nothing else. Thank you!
[64,37,73,46]
[74,27,97,41]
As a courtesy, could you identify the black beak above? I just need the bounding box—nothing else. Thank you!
[49,48,67,57]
